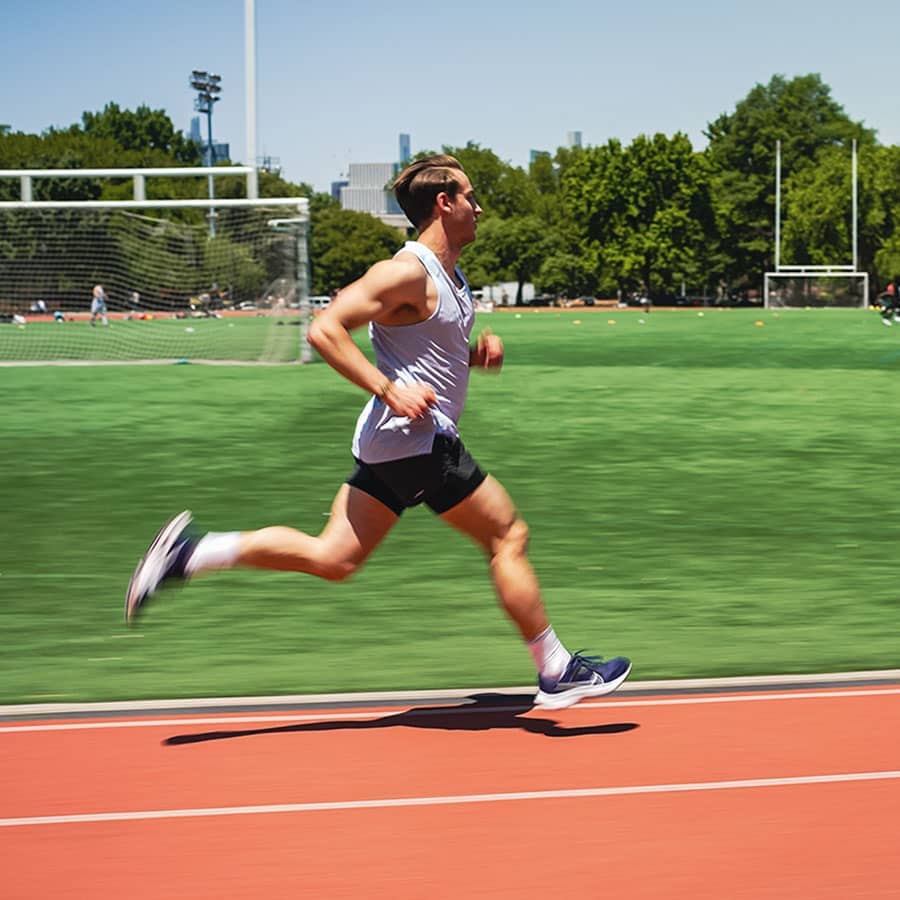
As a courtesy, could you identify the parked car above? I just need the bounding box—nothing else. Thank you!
[289,295,332,310]
[525,293,557,306]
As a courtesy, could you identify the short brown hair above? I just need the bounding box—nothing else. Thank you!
[392,155,464,228]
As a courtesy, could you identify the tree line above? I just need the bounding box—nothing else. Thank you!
[2,74,899,303]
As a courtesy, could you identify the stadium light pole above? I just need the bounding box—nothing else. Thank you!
[245,0,259,199]
[190,69,222,236]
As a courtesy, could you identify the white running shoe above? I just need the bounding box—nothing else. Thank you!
[534,653,632,710]
[125,511,196,624]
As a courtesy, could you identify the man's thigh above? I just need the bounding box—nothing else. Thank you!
[438,474,519,552]
[320,483,399,565]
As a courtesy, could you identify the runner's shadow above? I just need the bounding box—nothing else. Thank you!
[164,692,638,746]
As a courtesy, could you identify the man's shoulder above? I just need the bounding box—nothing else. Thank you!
[367,253,426,289]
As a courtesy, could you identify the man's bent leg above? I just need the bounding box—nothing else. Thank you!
[439,474,549,641]
[238,484,398,581]
[127,486,398,623]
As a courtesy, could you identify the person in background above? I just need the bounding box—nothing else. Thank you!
[90,284,109,327]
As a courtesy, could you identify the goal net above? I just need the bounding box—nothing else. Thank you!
[0,198,311,364]
[763,270,870,309]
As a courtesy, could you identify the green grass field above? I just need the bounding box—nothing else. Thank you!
[0,313,306,362]
[2,307,899,704]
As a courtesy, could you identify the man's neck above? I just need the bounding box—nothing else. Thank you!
[415,225,462,277]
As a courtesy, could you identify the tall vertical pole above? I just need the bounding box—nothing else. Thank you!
[207,104,216,237]
[297,219,312,364]
[245,0,259,199]
[774,140,782,272]
[851,138,858,272]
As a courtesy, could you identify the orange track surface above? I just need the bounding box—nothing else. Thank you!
[3,686,899,898]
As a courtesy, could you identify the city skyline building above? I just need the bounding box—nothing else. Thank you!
[187,115,230,163]
[339,161,407,228]
[338,133,412,229]
[331,179,349,203]
[337,130,581,228]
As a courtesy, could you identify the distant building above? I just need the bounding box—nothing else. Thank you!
[340,128,421,232]
[340,162,408,228]
[187,116,230,163]
[530,149,551,165]
[258,156,282,176]
[567,130,583,148]
[331,180,349,202]
[480,281,535,305]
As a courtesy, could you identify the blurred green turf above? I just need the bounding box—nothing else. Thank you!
[0,314,305,362]
[1,307,899,703]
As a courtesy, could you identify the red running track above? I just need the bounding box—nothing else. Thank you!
[2,685,899,899]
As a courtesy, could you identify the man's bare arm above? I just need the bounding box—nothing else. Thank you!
[307,258,437,418]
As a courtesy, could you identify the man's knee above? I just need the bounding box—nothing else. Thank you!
[319,556,361,583]
[492,517,530,559]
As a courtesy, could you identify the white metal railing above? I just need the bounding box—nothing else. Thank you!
[0,166,258,203]
[0,197,308,212]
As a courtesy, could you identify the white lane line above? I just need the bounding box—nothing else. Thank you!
[3,770,900,828]
[1,687,898,733]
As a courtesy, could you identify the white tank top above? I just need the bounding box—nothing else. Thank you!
[351,241,475,463]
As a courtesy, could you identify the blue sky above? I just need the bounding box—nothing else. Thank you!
[2,0,898,193]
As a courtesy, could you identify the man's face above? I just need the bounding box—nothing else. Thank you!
[447,173,482,245]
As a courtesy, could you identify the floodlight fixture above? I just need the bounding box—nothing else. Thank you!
[189,68,224,236]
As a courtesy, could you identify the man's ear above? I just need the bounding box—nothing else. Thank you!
[435,191,453,214]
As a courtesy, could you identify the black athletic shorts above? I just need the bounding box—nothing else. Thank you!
[347,434,487,516]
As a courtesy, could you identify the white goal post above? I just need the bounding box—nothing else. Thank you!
[764,267,869,309]
[766,140,870,309]
[0,167,312,365]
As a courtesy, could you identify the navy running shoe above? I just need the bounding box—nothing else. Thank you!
[125,511,197,624]
[534,652,632,709]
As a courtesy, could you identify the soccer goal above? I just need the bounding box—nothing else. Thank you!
[0,183,311,364]
[764,267,869,309]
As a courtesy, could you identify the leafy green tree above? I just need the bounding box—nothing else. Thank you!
[536,249,596,297]
[780,144,900,290]
[875,235,900,285]
[528,152,566,226]
[870,147,900,283]
[462,215,550,303]
[79,103,200,164]
[0,112,201,203]
[0,130,126,200]
[560,133,714,297]
[437,142,533,219]
[705,73,874,286]
[309,207,402,294]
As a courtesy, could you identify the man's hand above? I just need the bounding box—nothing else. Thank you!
[381,380,437,419]
[470,328,504,372]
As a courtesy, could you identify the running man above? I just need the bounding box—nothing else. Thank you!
[126,155,631,709]
[90,284,109,326]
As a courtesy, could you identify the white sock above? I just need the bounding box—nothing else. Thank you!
[528,625,572,680]
[185,532,242,575]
